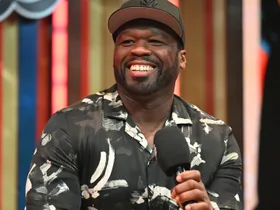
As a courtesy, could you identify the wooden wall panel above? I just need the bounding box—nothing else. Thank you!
[180,0,206,111]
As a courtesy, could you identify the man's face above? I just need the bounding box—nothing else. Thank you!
[113,20,186,95]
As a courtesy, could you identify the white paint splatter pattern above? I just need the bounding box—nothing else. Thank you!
[191,154,206,168]
[50,182,70,196]
[103,90,119,102]
[25,164,36,195]
[103,180,128,189]
[125,122,149,151]
[200,118,225,125]
[41,132,52,146]
[208,190,219,198]
[40,161,62,185]
[221,152,239,165]
[172,112,192,125]
[130,185,178,206]
[211,201,221,210]
[102,118,124,131]
[25,160,70,209]
[202,123,213,134]
[90,152,107,184]
[82,98,94,104]
[82,138,117,199]
[185,137,206,167]
[92,138,115,192]
[235,194,240,202]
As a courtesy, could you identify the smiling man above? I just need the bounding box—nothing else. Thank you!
[25,0,243,210]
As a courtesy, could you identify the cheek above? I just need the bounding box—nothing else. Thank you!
[158,50,176,66]
[114,48,128,67]
[113,50,121,66]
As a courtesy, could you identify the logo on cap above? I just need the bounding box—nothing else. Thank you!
[140,0,158,7]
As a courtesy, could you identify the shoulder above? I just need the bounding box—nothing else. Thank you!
[60,91,106,117]
[55,85,117,124]
[42,88,113,148]
[174,96,232,138]
[175,98,242,180]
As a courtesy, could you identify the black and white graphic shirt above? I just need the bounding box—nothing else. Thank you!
[25,84,243,210]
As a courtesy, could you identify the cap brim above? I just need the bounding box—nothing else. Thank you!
[108,7,182,38]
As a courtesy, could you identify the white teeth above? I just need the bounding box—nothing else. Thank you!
[130,65,154,71]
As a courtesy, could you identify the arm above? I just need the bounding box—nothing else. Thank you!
[171,131,243,210]
[207,132,243,210]
[25,112,81,210]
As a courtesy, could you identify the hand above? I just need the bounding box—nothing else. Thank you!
[171,170,213,210]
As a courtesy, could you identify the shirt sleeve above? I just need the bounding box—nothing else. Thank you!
[25,111,81,210]
[207,131,244,210]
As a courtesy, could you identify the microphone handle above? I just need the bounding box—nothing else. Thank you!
[174,166,196,208]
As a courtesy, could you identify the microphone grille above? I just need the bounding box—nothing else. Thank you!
[154,126,191,176]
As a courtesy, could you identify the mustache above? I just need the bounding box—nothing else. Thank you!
[123,56,161,67]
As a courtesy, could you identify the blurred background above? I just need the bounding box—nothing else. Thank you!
[0,0,279,209]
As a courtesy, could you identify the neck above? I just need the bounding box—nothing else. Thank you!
[117,85,174,124]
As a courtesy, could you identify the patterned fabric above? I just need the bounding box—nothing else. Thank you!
[25,84,243,210]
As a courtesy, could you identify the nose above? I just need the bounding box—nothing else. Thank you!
[130,41,152,56]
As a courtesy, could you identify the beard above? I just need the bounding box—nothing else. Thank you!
[114,55,179,96]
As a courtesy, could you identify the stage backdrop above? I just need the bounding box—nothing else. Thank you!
[0,1,60,210]
[0,0,250,209]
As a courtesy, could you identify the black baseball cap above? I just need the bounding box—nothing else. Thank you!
[108,0,185,47]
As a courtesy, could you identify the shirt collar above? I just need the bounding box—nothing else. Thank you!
[103,84,193,125]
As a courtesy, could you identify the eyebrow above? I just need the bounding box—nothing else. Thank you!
[118,28,174,41]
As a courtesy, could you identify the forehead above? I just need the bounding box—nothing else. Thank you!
[115,19,177,39]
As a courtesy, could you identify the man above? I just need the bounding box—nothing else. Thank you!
[25,0,243,209]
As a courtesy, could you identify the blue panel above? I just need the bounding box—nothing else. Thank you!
[18,19,38,210]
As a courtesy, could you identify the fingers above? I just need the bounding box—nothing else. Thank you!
[172,179,204,196]
[174,188,208,204]
[171,170,212,209]
[177,170,201,183]
[184,202,212,210]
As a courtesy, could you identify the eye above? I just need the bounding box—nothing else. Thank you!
[149,39,165,46]
[120,39,135,46]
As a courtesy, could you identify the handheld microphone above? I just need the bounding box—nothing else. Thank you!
[154,126,194,208]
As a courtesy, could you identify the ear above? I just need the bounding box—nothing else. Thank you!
[178,50,187,70]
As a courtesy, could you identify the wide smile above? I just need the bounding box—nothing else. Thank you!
[126,61,157,78]
[130,64,155,71]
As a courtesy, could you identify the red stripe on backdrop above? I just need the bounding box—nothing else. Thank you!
[36,19,50,140]
[0,22,2,210]
[52,0,68,113]
[81,0,89,98]
[168,0,180,96]
[205,0,214,115]
[169,0,179,6]
[260,47,268,94]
